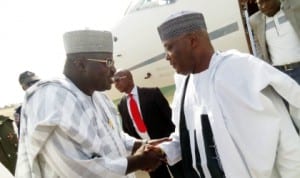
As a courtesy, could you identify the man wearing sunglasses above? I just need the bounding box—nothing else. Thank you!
[15,30,166,178]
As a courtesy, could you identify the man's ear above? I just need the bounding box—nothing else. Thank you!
[189,33,199,49]
[73,59,87,72]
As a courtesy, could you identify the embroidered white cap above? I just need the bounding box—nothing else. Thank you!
[157,11,207,41]
[63,30,113,54]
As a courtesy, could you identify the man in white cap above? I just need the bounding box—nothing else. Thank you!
[155,11,300,178]
[15,30,166,178]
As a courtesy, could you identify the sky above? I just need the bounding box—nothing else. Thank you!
[0,0,131,107]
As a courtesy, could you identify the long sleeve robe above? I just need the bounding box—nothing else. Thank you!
[160,50,300,178]
[15,76,136,178]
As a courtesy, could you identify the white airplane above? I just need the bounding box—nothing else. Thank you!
[107,0,258,102]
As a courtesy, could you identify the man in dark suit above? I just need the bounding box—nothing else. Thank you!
[114,69,183,178]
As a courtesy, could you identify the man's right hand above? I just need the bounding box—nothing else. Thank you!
[126,144,164,174]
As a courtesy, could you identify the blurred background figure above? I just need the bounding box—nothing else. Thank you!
[14,71,40,135]
[0,115,18,175]
[249,0,300,83]
[18,71,40,91]
[114,69,184,178]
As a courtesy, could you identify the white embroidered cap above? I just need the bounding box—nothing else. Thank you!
[63,30,113,54]
[157,11,207,41]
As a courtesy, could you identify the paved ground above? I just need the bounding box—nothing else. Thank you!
[0,164,13,178]
[0,163,149,178]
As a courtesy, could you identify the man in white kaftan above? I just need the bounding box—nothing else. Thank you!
[15,30,164,178]
[16,77,136,178]
[156,11,300,178]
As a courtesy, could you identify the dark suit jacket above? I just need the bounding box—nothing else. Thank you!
[118,87,174,139]
[118,87,184,178]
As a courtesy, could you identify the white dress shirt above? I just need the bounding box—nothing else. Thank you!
[127,86,150,140]
[266,10,300,65]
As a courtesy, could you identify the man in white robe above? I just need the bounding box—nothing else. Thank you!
[15,30,165,178]
[156,11,300,178]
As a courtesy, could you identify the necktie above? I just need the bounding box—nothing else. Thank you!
[129,93,147,132]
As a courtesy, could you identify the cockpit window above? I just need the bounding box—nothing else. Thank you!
[125,0,177,14]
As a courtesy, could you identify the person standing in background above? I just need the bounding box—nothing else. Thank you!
[14,71,40,135]
[114,69,184,178]
[248,0,300,83]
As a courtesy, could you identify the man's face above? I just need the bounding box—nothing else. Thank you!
[22,80,39,91]
[84,53,116,91]
[114,72,130,93]
[163,34,194,75]
[22,84,30,91]
[256,0,280,17]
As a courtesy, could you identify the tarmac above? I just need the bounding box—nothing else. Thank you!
[0,163,149,178]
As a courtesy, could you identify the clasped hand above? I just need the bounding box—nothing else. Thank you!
[134,137,171,172]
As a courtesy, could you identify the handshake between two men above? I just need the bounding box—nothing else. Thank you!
[126,137,171,174]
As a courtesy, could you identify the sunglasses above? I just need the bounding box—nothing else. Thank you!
[86,58,114,68]
[113,76,127,82]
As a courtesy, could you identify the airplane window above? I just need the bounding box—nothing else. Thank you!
[125,0,176,14]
